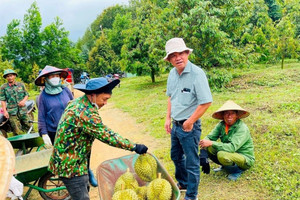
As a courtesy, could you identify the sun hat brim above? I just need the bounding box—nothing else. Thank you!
[212,100,250,120]
[163,48,193,61]
[3,72,17,78]
[35,66,68,86]
[74,78,120,94]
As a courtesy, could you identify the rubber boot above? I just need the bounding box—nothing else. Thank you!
[213,165,224,172]
[224,164,244,181]
[88,168,98,187]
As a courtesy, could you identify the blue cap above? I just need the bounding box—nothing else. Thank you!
[74,77,120,94]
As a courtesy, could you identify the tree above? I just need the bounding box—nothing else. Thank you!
[264,0,282,22]
[0,19,23,71]
[273,16,299,69]
[120,0,168,82]
[0,2,84,83]
[76,4,128,61]
[87,34,119,77]
[40,17,83,69]
[21,1,43,82]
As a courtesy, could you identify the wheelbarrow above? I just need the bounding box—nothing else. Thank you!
[96,152,180,200]
[7,132,44,155]
[14,148,70,200]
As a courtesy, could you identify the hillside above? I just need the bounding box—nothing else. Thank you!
[110,62,300,200]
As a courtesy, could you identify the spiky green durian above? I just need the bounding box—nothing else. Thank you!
[134,154,157,182]
[147,173,172,200]
[112,189,139,200]
[114,168,139,192]
[135,186,147,200]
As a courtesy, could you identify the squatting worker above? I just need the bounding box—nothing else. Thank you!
[48,77,148,200]
[200,100,255,181]
[0,69,32,136]
[164,38,212,200]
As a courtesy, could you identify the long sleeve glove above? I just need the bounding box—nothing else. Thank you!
[200,158,210,174]
[42,134,52,148]
[133,144,148,154]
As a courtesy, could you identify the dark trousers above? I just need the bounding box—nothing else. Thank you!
[61,175,90,200]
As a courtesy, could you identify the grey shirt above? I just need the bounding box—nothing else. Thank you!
[166,61,212,121]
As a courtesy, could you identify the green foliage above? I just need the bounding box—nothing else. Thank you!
[272,15,299,68]
[0,2,83,83]
[206,68,233,92]
[74,0,299,81]
[264,0,282,22]
[87,34,119,77]
[0,56,14,85]
[110,61,300,199]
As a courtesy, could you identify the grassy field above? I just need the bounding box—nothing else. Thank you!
[111,62,300,200]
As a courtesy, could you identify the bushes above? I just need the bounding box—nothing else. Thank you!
[206,68,233,92]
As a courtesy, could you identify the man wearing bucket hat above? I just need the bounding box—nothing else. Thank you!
[0,69,32,135]
[48,77,148,199]
[200,100,255,181]
[164,38,212,200]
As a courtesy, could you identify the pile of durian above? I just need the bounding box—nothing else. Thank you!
[112,154,172,200]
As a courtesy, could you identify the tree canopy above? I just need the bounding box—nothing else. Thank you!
[77,0,299,82]
[0,2,83,83]
[0,0,299,83]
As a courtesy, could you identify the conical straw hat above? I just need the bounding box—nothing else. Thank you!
[212,100,250,120]
[0,135,15,199]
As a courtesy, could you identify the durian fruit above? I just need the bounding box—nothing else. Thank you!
[135,186,147,200]
[147,173,172,200]
[112,189,139,200]
[134,154,157,182]
[114,168,139,192]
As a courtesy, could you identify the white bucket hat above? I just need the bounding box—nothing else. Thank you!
[164,37,193,60]
[212,100,250,120]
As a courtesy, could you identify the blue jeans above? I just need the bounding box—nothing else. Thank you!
[61,175,90,200]
[171,120,201,200]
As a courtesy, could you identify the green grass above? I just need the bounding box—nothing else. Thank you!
[111,62,300,200]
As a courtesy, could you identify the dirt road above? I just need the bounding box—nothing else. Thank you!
[74,90,159,199]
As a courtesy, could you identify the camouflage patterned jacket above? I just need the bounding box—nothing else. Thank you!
[0,82,29,115]
[48,95,136,178]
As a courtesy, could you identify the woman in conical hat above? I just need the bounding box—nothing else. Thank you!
[200,100,255,181]
[35,65,73,146]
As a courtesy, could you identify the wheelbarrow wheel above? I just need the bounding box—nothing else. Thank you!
[38,172,71,200]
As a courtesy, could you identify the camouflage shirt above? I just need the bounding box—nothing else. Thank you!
[0,82,29,115]
[48,95,136,178]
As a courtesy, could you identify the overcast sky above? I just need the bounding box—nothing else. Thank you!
[0,0,129,42]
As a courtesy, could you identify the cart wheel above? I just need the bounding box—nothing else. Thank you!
[38,172,71,200]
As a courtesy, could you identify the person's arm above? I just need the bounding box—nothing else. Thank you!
[200,123,222,148]
[1,101,9,118]
[18,95,28,107]
[182,102,211,131]
[82,110,136,151]
[64,87,74,100]
[18,83,29,107]
[164,97,172,134]
[38,94,48,136]
[211,125,250,153]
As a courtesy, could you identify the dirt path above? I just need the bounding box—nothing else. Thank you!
[74,90,160,199]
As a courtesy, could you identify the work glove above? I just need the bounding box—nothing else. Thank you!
[42,134,52,148]
[134,144,148,154]
[200,158,210,174]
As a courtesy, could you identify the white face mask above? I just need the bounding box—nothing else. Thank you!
[48,77,60,86]
[92,95,99,110]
